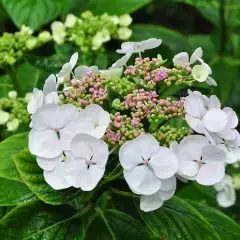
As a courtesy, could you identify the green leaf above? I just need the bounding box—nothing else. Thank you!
[0,177,36,206]
[131,24,190,53]
[95,52,108,69]
[2,0,64,30]
[0,200,83,240]
[88,0,152,15]
[137,196,220,240]
[0,75,13,97]
[187,200,240,240]
[0,132,28,182]
[85,208,150,239]
[13,148,82,205]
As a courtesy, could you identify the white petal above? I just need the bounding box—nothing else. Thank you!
[44,161,71,190]
[98,110,111,128]
[27,89,44,114]
[31,104,58,130]
[109,52,132,69]
[124,166,161,195]
[184,95,205,118]
[89,66,99,73]
[139,38,162,51]
[216,189,236,208]
[203,108,228,132]
[140,193,164,212]
[70,52,78,69]
[202,62,212,74]
[170,141,178,153]
[29,129,62,158]
[196,162,225,185]
[217,144,240,164]
[100,68,123,80]
[44,92,59,105]
[74,65,89,79]
[173,52,189,65]
[37,155,63,171]
[178,160,199,179]
[206,76,217,86]
[160,176,176,192]
[58,63,72,78]
[150,147,179,179]
[192,65,209,82]
[216,127,236,141]
[185,114,205,134]
[158,188,176,201]
[117,42,135,53]
[224,108,238,129]
[202,145,227,163]
[208,95,221,109]
[190,47,203,64]
[43,74,57,96]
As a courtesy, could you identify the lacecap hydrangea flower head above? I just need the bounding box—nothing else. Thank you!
[27,37,239,212]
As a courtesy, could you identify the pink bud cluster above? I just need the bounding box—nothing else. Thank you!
[104,112,145,145]
[64,72,109,107]
[124,57,169,89]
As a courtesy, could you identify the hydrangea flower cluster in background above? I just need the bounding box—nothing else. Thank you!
[27,38,240,212]
[0,25,51,68]
[51,11,132,52]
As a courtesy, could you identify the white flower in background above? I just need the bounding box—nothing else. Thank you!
[100,67,123,80]
[24,92,33,103]
[26,38,37,50]
[78,104,110,139]
[109,52,132,69]
[74,65,99,79]
[214,174,236,208]
[8,90,17,99]
[110,15,119,25]
[38,31,52,43]
[119,134,179,195]
[65,14,77,28]
[29,104,86,158]
[174,135,227,185]
[6,118,19,131]
[92,29,111,50]
[117,27,133,40]
[58,52,78,78]
[64,133,109,191]
[51,21,66,44]
[173,47,202,66]
[0,110,9,125]
[20,25,33,35]
[119,14,132,27]
[191,65,210,83]
[140,176,176,212]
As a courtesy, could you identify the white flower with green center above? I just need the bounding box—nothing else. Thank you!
[214,174,236,208]
[119,14,132,27]
[0,110,9,125]
[192,65,209,82]
[64,14,77,28]
[119,134,179,195]
[51,21,66,44]
[6,118,19,131]
[117,27,132,40]
[173,135,227,185]
[8,90,17,99]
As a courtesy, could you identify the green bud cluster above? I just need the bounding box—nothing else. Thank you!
[51,11,132,52]
[0,25,51,68]
[164,65,195,86]
[152,125,190,147]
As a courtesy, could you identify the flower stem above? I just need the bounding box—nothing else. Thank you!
[103,169,123,184]
[110,187,139,198]
[8,66,20,93]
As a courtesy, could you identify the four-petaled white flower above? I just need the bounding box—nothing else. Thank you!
[173,135,227,185]
[119,134,179,195]
[140,176,176,212]
[74,65,99,79]
[58,52,78,78]
[214,174,236,208]
[173,47,203,66]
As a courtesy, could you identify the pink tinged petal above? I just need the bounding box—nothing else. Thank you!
[31,104,58,130]
[177,135,209,162]
[57,104,79,129]
[185,114,205,134]
[203,108,228,132]
[43,162,71,190]
[70,52,78,69]
[150,147,179,179]
[216,188,236,208]
[140,193,164,212]
[123,166,161,195]
[184,95,205,118]
[160,176,176,192]
[80,165,105,191]
[37,155,63,171]
[190,47,203,64]
[208,95,221,109]
[43,74,57,96]
[173,52,189,65]
[216,127,236,141]
[29,129,62,158]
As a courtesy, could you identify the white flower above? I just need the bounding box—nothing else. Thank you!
[92,29,111,50]
[24,93,33,103]
[6,118,19,131]
[214,174,236,208]
[116,38,162,55]
[192,65,209,82]
[140,176,176,212]
[117,27,132,40]
[74,65,99,79]
[8,90,17,99]
[78,104,110,139]
[29,104,90,159]
[109,53,132,69]
[27,88,44,114]
[65,14,77,28]
[51,21,66,44]
[43,74,58,95]
[173,47,202,66]
[119,134,179,195]
[0,110,9,125]
[100,68,123,80]
[119,14,132,27]
[58,52,78,78]
[174,135,227,185]
[20,25,33,35]
[38,31,51,43]
[64,133,109,191]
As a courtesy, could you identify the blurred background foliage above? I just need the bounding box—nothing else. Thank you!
[0,0,239,222]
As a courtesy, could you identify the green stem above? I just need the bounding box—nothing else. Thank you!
[8,66,20,93]
[103,169,123,184]
[110,187,139,198]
